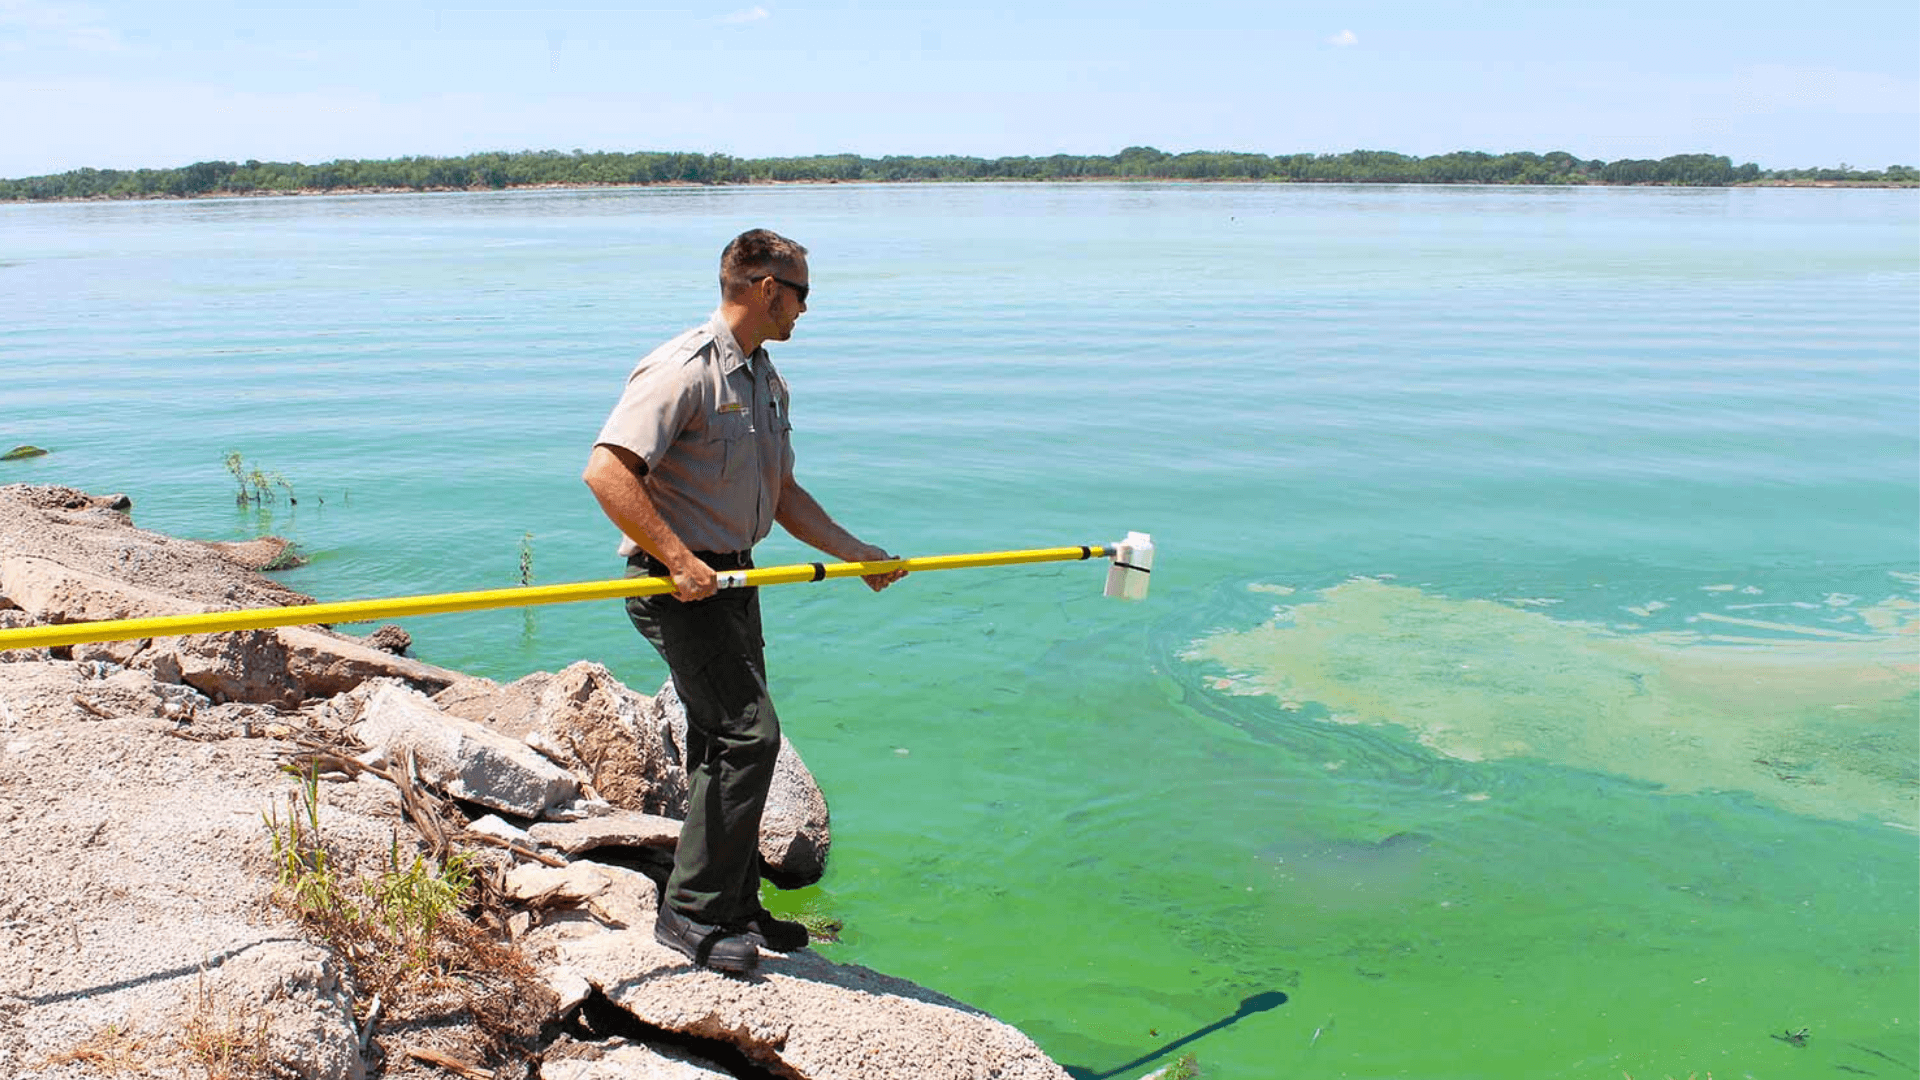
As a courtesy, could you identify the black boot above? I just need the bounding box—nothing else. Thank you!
[654,903,760,974]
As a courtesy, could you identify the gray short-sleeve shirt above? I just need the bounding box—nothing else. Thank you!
[594,312,795,556]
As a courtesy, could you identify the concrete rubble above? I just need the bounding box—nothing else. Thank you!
[0,484,1093,1080]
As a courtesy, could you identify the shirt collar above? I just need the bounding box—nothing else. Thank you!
[708,310,763,375]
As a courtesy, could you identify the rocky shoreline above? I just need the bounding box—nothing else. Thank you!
[0,484,1113,1080]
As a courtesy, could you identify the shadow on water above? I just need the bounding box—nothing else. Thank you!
[1062,991,1288,1079]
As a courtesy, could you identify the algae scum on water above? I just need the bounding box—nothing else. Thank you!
[1187,573,1920,826]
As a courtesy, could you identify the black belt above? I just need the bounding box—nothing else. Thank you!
[630,549,754,575]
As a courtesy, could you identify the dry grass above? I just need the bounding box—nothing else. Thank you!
[42,985,277,1080]
[177,986,276,1080]
[42,1022,156,1074]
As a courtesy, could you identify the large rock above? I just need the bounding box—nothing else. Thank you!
[531,917,1073,1080]
[0,659,369,1080]
[441,665,832,887]
[280,625,463,697]
[351,681,579,818]
[132,624,464,706]
[186,940,366,1080]
[437,661,688,816]
[0,485,310,613]
[0,556,201,666]
[0,551,460,703]
[141,628,301,706]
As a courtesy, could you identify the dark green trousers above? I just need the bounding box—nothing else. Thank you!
[625,557,780,926]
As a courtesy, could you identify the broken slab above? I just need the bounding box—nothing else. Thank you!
[279,625,463,697]
[0,552,460,704]
[504,860,658,930]
[528,811,682,855]
[140,628,302,707]
[0,554,203,625]
[543,1039,732,1080]
[351,681,579,818]
[136,624,463,706]
[530,920,1074,1080]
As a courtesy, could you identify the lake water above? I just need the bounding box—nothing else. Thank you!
[4,183,1916,1079]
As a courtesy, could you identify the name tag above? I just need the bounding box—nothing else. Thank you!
[717,402,748,414]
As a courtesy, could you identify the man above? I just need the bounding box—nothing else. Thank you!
[582,229,904,975]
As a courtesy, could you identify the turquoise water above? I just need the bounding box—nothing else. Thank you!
[5,184,1916,1079]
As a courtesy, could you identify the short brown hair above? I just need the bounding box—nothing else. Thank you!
[720,229,808,299]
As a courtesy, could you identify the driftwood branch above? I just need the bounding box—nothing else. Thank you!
[458,830,568,867]
[70,694,112,719]
[403,1045,494,1079]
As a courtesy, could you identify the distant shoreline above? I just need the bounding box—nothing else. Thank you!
[9,176,1917,205]
[7,148,1914,202]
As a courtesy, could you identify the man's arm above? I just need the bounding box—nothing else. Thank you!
[775,476,906,592]
[581,444,718,601]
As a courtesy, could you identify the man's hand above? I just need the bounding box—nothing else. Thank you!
[847,543,907,592]
[667,555,719,602]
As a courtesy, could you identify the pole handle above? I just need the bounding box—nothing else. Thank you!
[0,543,1121,651]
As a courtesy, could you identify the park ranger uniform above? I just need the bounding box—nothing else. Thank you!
[593,310,795,927]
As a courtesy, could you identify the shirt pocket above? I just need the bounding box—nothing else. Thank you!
[706,409,755,479]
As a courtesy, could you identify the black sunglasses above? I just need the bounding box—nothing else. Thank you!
[757,274,810,304]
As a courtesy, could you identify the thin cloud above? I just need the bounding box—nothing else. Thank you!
[1329,29,1358,47]
[0,0,122,51]
[723,6,770,23]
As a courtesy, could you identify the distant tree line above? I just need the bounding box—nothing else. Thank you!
[3,147,1914,201]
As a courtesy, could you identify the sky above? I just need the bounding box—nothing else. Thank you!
[1,0,1915,178]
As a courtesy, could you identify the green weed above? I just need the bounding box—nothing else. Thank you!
[375,834,477,969]
[263,761,357,923]
[223,452,293,506]
[262,761,474,981]
[1164,1053,1201,1080]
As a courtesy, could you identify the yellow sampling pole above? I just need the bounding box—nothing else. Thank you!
[0,541,1148,652]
